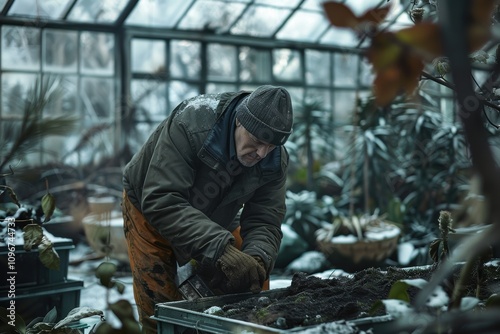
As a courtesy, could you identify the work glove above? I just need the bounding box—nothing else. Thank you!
[211,244,266,294]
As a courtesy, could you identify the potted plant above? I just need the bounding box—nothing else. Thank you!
[0,77,84,324]
[315,209,401,272]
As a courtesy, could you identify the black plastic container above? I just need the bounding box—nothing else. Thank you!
[0,237,74,289]
[0,279,84,322]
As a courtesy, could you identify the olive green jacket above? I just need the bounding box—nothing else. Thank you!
[123,91,288,273]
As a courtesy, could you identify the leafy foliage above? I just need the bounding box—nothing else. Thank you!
[0,172,60,270]
[0,305,103,334]
[282,190,335,249]
[286,97,336,190]
[322,0,493,106]
[0,76,78,173]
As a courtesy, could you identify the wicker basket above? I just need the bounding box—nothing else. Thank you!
[317,221,401,272]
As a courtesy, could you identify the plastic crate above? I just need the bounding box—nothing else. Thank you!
[0,279,84,323]
[153,289,393,334]
[0,238,74,289]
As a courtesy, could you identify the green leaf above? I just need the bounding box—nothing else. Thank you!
[387,280,411,302]
[94,322,116,334]
[22,224,44,251]
[7,188,21,207]
[369,299,384,316]
[39,238,61,270]
[429,238,442,263]
[114,281,126,294]
[54,307,104,329]
[43,307,57,324]
[108,300,141,334]
[485,293,500,308]
[41,192,56,223]
[95,262,117,287]
[0,306,26,334]
[31,322,54,331]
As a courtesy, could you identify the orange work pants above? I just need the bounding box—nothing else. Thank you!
[122,191,268,334]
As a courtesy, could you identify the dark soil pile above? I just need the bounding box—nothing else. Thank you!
[216,264,500,331]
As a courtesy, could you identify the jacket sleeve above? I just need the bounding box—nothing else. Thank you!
[140,114,233,267]
[239,156,287,275]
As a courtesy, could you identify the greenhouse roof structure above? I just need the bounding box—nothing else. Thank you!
[0,0,433,170]
[1,0,412,48]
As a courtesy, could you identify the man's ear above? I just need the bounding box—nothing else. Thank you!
[235,118,241,127]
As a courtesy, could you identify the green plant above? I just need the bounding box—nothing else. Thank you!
[429,210,456,264]
[1,169,60,270]
[369,261,500,333]
[282,190,336,250]
[315,210,398,242]
[337,96,400,215]
[0,305,104,334]
[0,76,77,173]
[286,96,336,191]
[90,261,141,334]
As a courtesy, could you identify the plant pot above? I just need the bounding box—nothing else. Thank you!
[0,236,84,323]
[0,237,74,289]
[82,211,129,263]
[317,221,401,272]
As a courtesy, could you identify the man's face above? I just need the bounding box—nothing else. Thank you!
[234,119,276,167]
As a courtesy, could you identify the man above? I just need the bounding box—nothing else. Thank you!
[122,85,293,333]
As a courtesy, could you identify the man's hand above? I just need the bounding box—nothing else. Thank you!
[211,244,266,294]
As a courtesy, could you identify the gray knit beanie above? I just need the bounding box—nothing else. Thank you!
[235,85,293,146]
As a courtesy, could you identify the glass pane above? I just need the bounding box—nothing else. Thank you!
[126,0,193,27]
[301,0,324,11]
[334,53,359,87]
[1,73,38,117]
[306,50,330,85]
[43,30,78,72]
[80,32,114,75]
[255,0,301,7]
[178,1,246,33]
[333,91,357,125]
[169,81,199,112]
[239,47,271,82]
[208,44,237,81]
[8,0,71,19]
[320,27,359,47]
[131,79,167,122]
[42,133,81,165]
[276,11,329,42]
[131,39,166,73]
[68,0,128,23]
[80,77,114,120]
[44,75,79,117]
[0,119,41,167]
[1,26,40,70]
[273,49,301,82]
[305,88,332,111]
[206,83,237,94]
[231,6,291,37]
[287,87,304,106]
[0,0,8,11]
[171,40,201,80]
